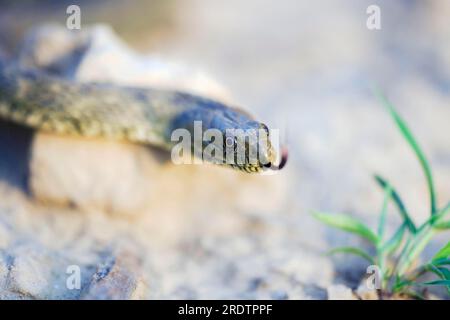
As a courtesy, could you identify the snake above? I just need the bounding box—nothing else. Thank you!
[0,61,287,173]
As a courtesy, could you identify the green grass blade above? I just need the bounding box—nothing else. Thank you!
[425,264,450,279]
[374,175,416,233]
[374,90,437,216]
[438,267,450,280]
[378,183,392,239]
[398,228,435,275]
[431,258,450,266]
[426,264,442,277]
[432,241,450,261]
[423,280,450,286]
[392,278,414,292]
[380,223,406,255]
[434,220,450,230]
[313,211,378,245]
[327,247,375,264]
[426,266,450,295]
[432,202,450,225]
[438,202,450,218]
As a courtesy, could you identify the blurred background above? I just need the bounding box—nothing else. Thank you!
[0,0,449,299]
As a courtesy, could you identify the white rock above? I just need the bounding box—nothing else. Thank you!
[30,133,156,215]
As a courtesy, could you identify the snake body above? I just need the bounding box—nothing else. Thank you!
[0,62,286,173]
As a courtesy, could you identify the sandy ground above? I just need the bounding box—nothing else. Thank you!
[0,0,449,299]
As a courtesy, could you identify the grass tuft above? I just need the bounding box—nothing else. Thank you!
[313,92,449,299]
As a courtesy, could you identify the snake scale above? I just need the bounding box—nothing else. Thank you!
[0,62,287,173]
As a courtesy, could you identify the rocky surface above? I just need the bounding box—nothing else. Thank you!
[0,0,449,299]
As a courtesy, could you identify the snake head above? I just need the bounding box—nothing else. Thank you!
[168,95,287,173]
[220,121,288,173]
